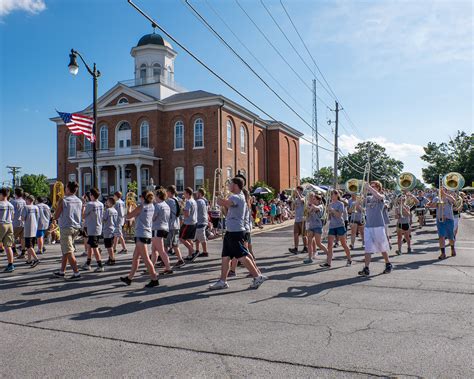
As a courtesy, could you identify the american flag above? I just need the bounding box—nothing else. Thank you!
[57,111,96,142]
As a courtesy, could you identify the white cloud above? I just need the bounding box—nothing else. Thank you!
[0,0,46,17]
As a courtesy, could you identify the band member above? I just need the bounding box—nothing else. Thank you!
[52,181,82,280]
[11,187,26,257]
[103,197,119,265]
[358,181,393,276]
[348,194,364,249]
[321,190,352,268]
[0,188,15,272]
[304,193,328,264]
[22,194,40,267]
[180,187,198,262]
[193,188,209,259]
[288,185,308,254]
[415,190,429,227]
[165,185,185,268]
[209,177,268,290]
[151,188,173,275]
[113,191,128,254]
[453,194,463,238]
[82,188,104,272]
[428,187,456,259]
[395,195,412,255]
[36,197,51,256]
[120,191,159,288]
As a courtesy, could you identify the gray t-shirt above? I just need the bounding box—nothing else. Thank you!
[196,198,208,227]
[166,197,180,230]
[306,204,324,229]
[58,195,82,229]
[329,201,345,229]
[183,198,197,225]
[11,198,26,228]
[244,205,253,232]
[294,196,305,222]
[365,195,386,228]
[135,203,154,238]
[349,199,363,223]
[432,196,454,220]
[84,201,104,236]
[416,196,428,208]
[152,201,170,231]
[383,203,390,225]
[114,199,126,226]
[37,203,51,231]
[103,207,118,239]
[0,201,14,224]
[397,209,410,225]
[226,193,247,232]
[21,204,39,238]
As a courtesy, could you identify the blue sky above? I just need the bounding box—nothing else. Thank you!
[0,0,472,185]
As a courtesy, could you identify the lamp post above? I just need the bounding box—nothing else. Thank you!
[68,49,101,188]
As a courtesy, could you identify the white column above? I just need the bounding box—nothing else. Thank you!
[121,165,126,195]
[77,167,83,197]
[115,165,120,193]
[136,162,142,195]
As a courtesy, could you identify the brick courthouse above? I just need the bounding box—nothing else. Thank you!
[52,33,302,196]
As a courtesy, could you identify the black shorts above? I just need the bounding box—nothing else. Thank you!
[397,223,410,231]
[135,237,151,245]
[211,217,220,228]
[222,231,249,259]
[351,220,363,226]
[179,224,197,240]
[152,230,168,238]
[25,237,36,249]
[87,235,100,248]
[104,237,113,249]
[245,232,252,245]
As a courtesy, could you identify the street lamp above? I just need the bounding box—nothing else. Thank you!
[68,48,100,188]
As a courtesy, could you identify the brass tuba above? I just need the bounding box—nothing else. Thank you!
[344,178,361,194]
[442,172,465,192]
[52,181,64,210]
[397,172,417,192]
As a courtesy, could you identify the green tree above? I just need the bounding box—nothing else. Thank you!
[338,141,404,190]
[421,131,474,187]
[20,174,50,199]
[127,180,138,194]
[301,166,334,186]
[250,180,276,203]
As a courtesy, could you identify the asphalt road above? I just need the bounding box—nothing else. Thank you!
[1,214,473,378]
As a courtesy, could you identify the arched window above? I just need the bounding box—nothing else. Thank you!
[99,125,108,150]
[174,121,184,150]
[84,136,92,152]
[240,124,246,153]
[140,121,149,148]
[194,165,204,190]
[117,97,129,105]
[118,121,131,131]
[153,63,161,78]
[139,64,147,80]
[194,118,204,148]
[226,119,233,149]
[175,167,184,192]
[68,134,76,158]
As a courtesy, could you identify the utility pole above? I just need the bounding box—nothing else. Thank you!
[312,79,319,182]
[6,166,21,188]
[333,101,339,189]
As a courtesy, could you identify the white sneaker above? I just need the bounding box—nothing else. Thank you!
[249,275,268,289]
[81,263,92,271]
[209,280,229,290]
[94,266,105,272]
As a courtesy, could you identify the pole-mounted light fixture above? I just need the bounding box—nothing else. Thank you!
[68,49,79,75]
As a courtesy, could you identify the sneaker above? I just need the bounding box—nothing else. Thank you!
[288,247,298,254]
[167,248,175,256]
[189,251,200,262]
[383,263,393,274]
[302,247,308,254]
[118,249,128,255]
[156,261,165,268]
[358,266,370,276]
[120,276,132,286]
[105,259,116,266]
[451,248,456,257]
[51,271,65,278]
[198,252,209,257]
[209,280,229,290]
[319,263,331,268]
[68,273,82,281]
[4,264,15,273]
[81,263,92,271]
[30,260,40,268]
[349,244,354,250]
[228,270,236,277]
[396,250,402,256]
[438,253,447,260]
[346,260,352,267]
[36,250,43,255]
[144,279,159,288]
[173,260,186,269]
[407,248,412,254]
[303,258,313,264]
[25,260,32,265]
[249,275,268,289]
[161,269,174,275]
[18,252,26,259]
[94,266,105,272]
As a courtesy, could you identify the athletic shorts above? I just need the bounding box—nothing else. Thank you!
[13,227,24,240]
[0,223,14,247]
[135,237,151,245]
[328,226,346,237]
[415,208,426,216]
[364,226,390,254]
[104,237,113,249]
[294,221,306,236]
[60,227,81,255]
[87,235,100,248]
[211,217,220,228]
[222,231,249,259]
[397,223,410,231]
[25,237,37,249]
[152,230,168,238]
[351,220,363,226]
[165,229,179,248]
[36,229,46,238]
[180,224,197,240]
[437,219,455,240]
[194,226,207,242]
[307,227,323,235]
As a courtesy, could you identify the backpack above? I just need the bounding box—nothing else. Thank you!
[173,197,181,218]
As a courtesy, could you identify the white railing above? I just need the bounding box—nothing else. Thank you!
[73,146,155,159]
[120,74,186,92]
